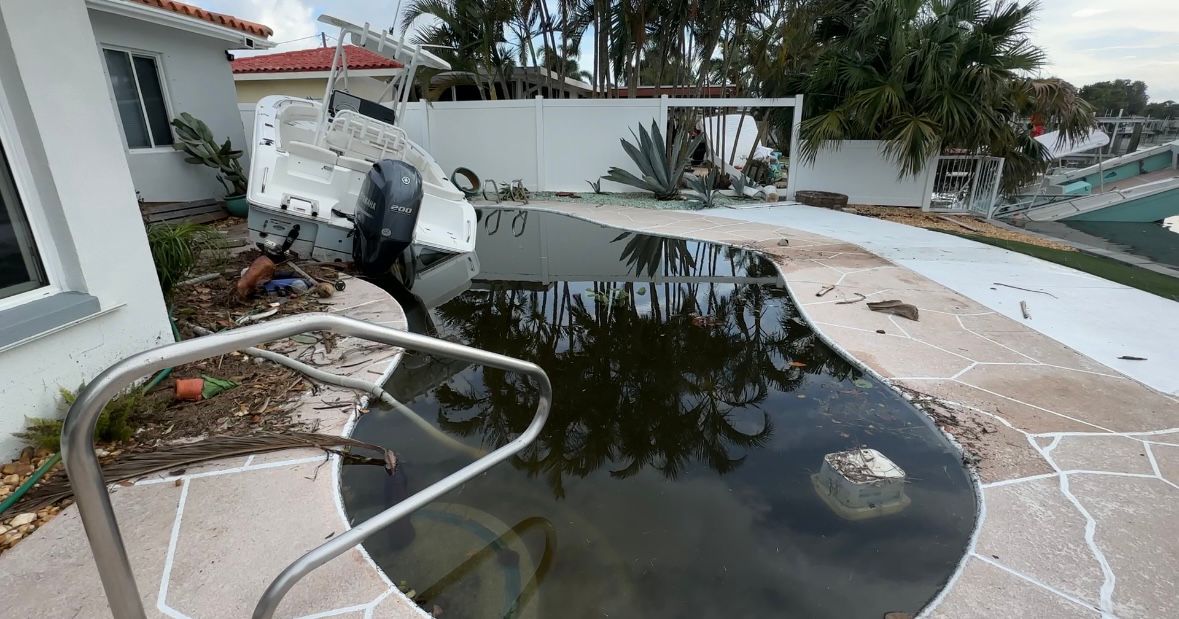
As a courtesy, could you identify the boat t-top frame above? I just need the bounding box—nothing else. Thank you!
[313,15,451,145]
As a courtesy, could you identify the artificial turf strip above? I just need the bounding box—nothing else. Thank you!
[945,232,1179,301]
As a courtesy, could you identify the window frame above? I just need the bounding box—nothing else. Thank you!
[0,76,63,312]
[100,46,175,151]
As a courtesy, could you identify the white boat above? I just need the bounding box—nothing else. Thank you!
[245,15,476,267]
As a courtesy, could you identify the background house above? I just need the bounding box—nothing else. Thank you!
[233,45,404,105]
[87,0,272,203]
[0,0,219,457]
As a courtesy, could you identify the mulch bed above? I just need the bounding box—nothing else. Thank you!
[1,249,355,554]
[843,205,1077,251]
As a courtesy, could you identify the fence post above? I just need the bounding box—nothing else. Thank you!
[658,95,669,130]
[986,158,1005,219]
[787,94,804,200]
[920,157,940,211]
[535,96,545,191]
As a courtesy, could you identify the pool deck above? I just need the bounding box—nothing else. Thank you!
[1,202,1176,617]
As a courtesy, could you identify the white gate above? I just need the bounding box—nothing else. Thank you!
[925,156,1005,216]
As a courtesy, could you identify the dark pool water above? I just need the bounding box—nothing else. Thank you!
[343,209,975,619]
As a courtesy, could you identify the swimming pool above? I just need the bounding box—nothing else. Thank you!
[342,208,975,618]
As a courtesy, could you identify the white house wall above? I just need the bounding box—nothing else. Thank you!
[89,10,247,203]
[0,0,172,458]
[790,140,933,207]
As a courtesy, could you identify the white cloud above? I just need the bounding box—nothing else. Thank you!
[246,0,317,48]
[1034,0,1179,101]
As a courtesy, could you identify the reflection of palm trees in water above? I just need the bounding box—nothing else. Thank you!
[422,233,859,498]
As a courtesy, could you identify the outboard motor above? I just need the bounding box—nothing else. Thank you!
[352,159,423,276]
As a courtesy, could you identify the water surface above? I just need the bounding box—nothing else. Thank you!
[343,209,975,618]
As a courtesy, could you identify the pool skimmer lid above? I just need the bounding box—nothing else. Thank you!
[812,448,911,520]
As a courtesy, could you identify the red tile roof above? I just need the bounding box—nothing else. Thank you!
[131,0,273,38]
[231,45,404,74]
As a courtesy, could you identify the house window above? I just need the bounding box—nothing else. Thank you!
[103,49,173,149]
[0,138,47,300]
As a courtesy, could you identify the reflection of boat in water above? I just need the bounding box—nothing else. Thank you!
[246,15,476,268]
[376,250,480,400]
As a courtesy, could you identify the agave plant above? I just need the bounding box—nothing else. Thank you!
[603,121,703,200]
[586,177,605,194]
[171,112,247,197]
[683,168,722,209]
[730,173,750,199]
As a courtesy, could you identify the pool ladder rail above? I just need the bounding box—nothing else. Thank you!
[59,313,553,619]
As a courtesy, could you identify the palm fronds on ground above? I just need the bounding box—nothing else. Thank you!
[4,433,395,516]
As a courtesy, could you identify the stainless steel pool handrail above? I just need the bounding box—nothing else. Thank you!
[60,313,552,619]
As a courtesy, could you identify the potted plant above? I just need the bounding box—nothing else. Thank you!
[171,112,249,216]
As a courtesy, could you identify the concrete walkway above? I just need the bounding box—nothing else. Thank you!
[699,204,1179,396]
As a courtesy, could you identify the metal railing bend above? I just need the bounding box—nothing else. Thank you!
[59,313,552,619]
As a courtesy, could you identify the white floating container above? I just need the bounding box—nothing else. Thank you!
[812,448,910,520]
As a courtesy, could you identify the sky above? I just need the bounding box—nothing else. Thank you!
[207,0,1179,102]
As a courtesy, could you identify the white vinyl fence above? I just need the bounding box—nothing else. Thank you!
[244,96,803,194]
[924,155,1005,216]
[241,97,1003,212]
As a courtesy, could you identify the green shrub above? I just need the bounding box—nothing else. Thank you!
[15,386,159,452]
[146,222,225,295]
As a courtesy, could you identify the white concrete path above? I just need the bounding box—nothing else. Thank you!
[698,204,1179,395]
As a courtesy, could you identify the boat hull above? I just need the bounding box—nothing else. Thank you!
[245,95,476,262]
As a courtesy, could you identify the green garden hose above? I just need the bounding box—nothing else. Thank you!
[0,452,60,516]
[142,315,182,392]
[1,316,179,517]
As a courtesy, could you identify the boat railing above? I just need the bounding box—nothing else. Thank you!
[60,313,552,619]
[324,109,410,162]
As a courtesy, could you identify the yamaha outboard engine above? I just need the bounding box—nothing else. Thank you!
[352,159,423,276]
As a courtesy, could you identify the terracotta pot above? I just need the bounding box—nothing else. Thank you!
[236,255,276,299]
[175,378,204,401]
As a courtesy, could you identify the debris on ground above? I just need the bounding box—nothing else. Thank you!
[896,386,995,468]
[1,248,352,554]
[993,282,1058,298]
[867,300,920,321]
[236,255,276,299]
[174,377,204,401]
[835,293,867,305]
[1020,300,1031,319]
[3,433,396,516]
[1118,355,1148,361]
[843,205,1075,251]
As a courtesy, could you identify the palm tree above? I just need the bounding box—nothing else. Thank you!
[796,0,1095,190]
[540,46,593,83]
[401,0,518,99]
